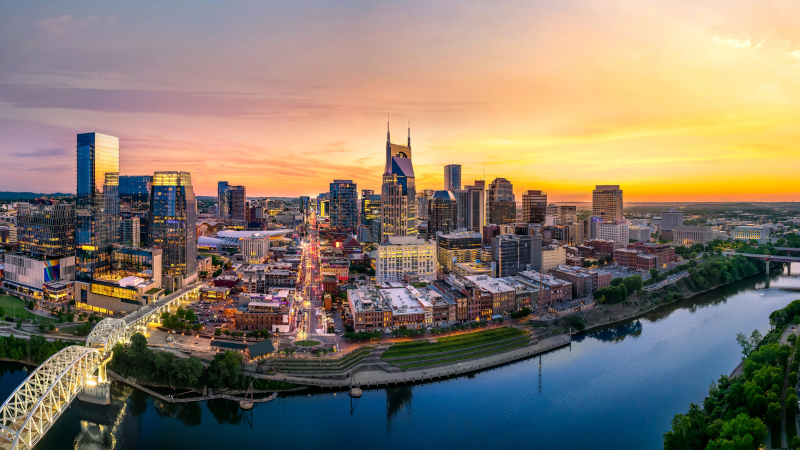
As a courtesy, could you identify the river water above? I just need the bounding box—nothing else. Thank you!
[2,264,799,450]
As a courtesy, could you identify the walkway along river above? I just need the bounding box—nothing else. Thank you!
[1,263,797,450]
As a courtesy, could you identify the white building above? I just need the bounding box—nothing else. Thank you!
[673,226,713,245]
[541,245,567,273]
[733,226,770,245]
[3,254,76,297]
[376,236,437,283]
[629,226,651,243]
[240,233,271,264]
[598,221,630,244]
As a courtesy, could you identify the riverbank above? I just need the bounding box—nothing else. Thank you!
[576,261,772,335]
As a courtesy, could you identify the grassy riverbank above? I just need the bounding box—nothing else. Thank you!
[381,327,526,359]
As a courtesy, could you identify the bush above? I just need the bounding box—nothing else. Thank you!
[510,307,532,319]
[568,316,586,332]
[344,331,381,341]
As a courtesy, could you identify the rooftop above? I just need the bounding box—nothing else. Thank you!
[463,275,516,294]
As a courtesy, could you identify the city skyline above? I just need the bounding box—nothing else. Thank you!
[2,1,800,202]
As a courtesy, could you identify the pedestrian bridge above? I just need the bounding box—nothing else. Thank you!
[0,284,202,450]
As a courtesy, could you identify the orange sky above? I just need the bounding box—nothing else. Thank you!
[1,1,799,201]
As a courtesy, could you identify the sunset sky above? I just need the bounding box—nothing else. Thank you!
[1,0,799,202]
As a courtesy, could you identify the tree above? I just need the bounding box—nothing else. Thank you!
[649,268,660,281]
[207,351,243,388]
[130,333,148,355]
[174,358,204,387]
[583,260,593,268]
[765,402,781,426]
[788,393,798,417]
[185,309,197,322]
[704,413,766,450]
[623,275,643,295]
[214,328,221,336]
[690,252,697,259]
[48,324,55,331]
[749,330,763,350]
[663,403,709,450]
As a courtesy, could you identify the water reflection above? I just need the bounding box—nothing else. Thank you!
[385,385,414,434]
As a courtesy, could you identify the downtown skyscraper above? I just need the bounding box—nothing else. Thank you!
[150,171,197,289]
[75,132,120,281]
[380,121,416,240]
[444,164,462,191]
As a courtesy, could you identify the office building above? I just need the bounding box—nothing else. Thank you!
[3,253,76,299]
[626,242,676,269]
[486,178,515,225]
[361,190,381,227]
[382,121,416,236]
[558,205,578,225]
[673,226,714,245]
[491,234,542,277]
[733,226,770,245]
[76,132,119,281]
[444,164,462,191]
[465,181,486,232]
[592,185,623,222]
[660,209,684,231]
[381,178,407,242]
[428,190,457,237]
[629,225,651,243]
[120,217,141,247]
[541,245,567,273]
[598,221,630,244]
[17,203,75,258]
[522,190,547,224]
[150,171,197,290]
[584,239,624,257]
[329,179,358,230]
[375,236,437,283]
[217,182,247,227]
[119,175,153,244]
[437,231,483,274]
[549,266,594,298]
[453,189,469,229]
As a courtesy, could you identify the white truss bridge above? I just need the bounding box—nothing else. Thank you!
[0,283,202,450]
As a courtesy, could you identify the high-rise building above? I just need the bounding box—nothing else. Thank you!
[522,190,547,224]
[453,189,469,229]
[150,171,197,289]
[559,205,578,225]
[17,203,75,258]
[120,217,141,247]
[465,181,486,232]
[119,175,153,244]
[381,178,407,242]
[428,190,457,237]
[660,209,684,231]
[361,189,381,227]
[486,178,515,225]
[76,132,120,281]
[444,164,462,191]
[382,121,416,236]
[217,182,246,227]
[329,179,358,230]
[592,185,624,222]
[491,234,542,277]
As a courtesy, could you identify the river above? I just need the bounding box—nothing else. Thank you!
[2,264,798,450]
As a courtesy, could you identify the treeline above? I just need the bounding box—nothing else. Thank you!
[594,275,643,304]
[0,334,77,364]
[680,256,762,292]
[663,300,800,449]
[110,333,296,391]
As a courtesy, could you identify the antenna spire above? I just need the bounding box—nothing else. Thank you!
[407,119,410,149]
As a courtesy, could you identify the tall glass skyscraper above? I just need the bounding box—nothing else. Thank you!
[150,171,197,288]
[120,175,153,244]
[76,132,119,281]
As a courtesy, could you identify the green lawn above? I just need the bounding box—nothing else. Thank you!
[382,327,527,359]
[0,295,55,324]
[397,342,530,368]
[294,340,321,346]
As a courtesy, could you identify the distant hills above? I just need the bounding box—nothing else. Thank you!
[0,192,72,200]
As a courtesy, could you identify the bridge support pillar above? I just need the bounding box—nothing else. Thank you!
[77,382,110,406]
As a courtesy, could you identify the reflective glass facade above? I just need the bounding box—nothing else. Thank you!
[150,171,197,280]
[76,132,119,281]
[120,175,153,243]
[329,179,358,230]
[17,203,75,258]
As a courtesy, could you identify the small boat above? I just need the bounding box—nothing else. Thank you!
[240,381,255,410]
